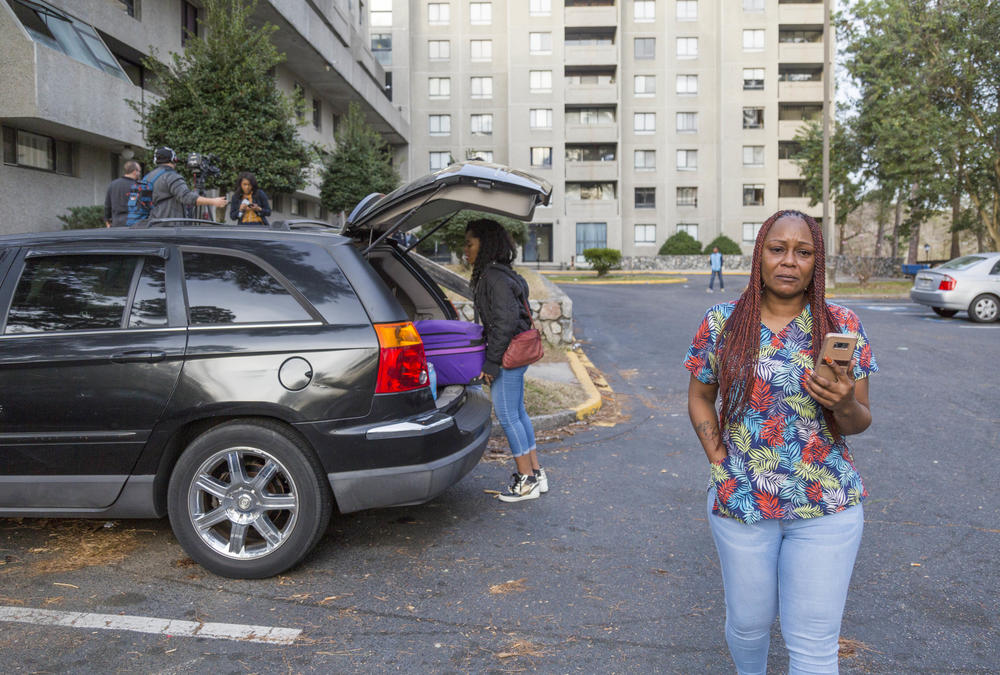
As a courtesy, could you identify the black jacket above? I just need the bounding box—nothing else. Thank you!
[104,176,135,227]
[229,189,272,226]
[473,263,532,376]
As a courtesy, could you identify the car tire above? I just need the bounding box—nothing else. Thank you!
[932,307,958,318]
[968,294,999,323]
[167,419,332,579]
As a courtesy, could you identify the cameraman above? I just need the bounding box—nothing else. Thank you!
[146,147,227,222]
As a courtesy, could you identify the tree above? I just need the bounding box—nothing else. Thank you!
[582,248,622,276]
[133,0,311,195]
[58,206,105,230]
[320,102,399,216]
[703,235,742,255]
[417,210,528,259]
[659,231,702,255]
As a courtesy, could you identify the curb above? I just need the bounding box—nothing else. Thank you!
[489,347,606,437]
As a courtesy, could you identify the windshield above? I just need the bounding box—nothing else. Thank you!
[938,256,985,270]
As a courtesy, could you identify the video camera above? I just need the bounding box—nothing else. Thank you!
[186,152,220,178]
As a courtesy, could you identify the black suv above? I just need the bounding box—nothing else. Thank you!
[0,162,552,578]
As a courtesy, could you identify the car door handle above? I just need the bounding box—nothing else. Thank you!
[111,350,166,364]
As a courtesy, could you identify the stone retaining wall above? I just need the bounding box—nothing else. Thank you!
[451,274,575,346]
[620,254,903,278]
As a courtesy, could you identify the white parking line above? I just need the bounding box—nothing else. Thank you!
[0,606,301,645]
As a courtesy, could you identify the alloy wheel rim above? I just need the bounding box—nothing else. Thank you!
[975,298,998,321]
[187,446,299,560]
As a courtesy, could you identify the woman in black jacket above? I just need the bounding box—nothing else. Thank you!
[464,218,547,502]
[228,172,271,226]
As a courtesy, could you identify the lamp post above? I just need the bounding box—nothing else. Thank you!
[822,0,834,289]
[923,243,930,263]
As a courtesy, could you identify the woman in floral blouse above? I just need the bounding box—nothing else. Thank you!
[684,210,877,674]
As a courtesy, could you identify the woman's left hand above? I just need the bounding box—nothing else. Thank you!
[479,371,494,386]
[804,357,857,412]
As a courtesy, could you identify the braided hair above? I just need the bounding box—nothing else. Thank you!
[466,218,517,290]
[715,210,843,440]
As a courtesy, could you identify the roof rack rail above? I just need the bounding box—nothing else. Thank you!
[135,218,233,229]
[272,219,343,233]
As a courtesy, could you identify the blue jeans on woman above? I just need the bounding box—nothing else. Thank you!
[707,489,864,675]
[490,364,536,457]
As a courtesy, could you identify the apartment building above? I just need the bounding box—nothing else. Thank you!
[376,0,828,265]
[0,0,408,235]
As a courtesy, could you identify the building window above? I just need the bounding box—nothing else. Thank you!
[2,126,73,175]
[743,29,765,51]
[111,0,138,18]
[634,113,656,133]
[677,223,698,240]
[677,37,698,59]
[778,141,802,159]
[676,112,698,132]
[743,184,765,205]
[743,145,765,166]
[181,1,198,45]
[634,0,655,22]
[567,107,616,125]
[524,222,553,262]
[468,150,493,162]
[780,27,824,43]
[470,39,492,61]
[289,197,303,216]
[635,224,657,245]
[429,77,451,98]
[677,149,698,170]
[470,76,493,99]
[530,147,553,167]
[371,33,392,65]
[529,70,553,92]
[529,32,552,54]
[779,180,807,198]
[530,0,552,15]
[743,222,763,242]
[634,37,655,60]
[370,0,392,25]
[676,0,697,20]
[779,65,823,82]
[312,99,322,130]
[429,114,451,136]
[576,222,608,259]
[743,0,764,11]
[471,113,493,135]
[566,183,616,200]
[779,103,822,121]
[530,108,553,129]
[428,2,450,24]
[566,144,616,162]
[743,107,765,129]
[293,82,305,122]
[634,75,656,96]
[430,151,453,171]
[743,68,764,90]
[470,2,492,24]
[634,150,656,170]
[676,186,698,206]
[635,187,656,208]
[429,40,450,60]
[566,69,615,86]
[676,74,698,94]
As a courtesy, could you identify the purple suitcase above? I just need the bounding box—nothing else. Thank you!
[415,319,485,386]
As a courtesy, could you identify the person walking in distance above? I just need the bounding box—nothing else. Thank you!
[144,147,227,223]
[708,245,724,292]
[104,160,141,227]
[464,218,548,502]
[684,210,877,674]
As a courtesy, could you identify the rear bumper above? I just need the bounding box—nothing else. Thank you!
[910,289,968,310]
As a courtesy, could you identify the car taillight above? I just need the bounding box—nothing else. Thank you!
[937,275,957,291]
[374,321,428,394]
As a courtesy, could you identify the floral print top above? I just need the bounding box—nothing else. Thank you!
[684,302,878,524]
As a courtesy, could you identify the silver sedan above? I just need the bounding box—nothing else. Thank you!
[909,252,1000,322]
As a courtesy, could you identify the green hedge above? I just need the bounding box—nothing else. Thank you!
[658,231,702,255]
[703,235,742,255]
[58,205,106,230]
[582,247,622,276]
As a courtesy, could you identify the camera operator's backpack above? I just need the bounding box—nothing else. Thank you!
[126,168,168,227]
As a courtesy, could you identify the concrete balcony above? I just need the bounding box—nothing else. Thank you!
[778,80,824,102]
[566,161,619,182]
[565,83,618,105]
[779,158,804,180]
[779,120,811,140]
[564,6,619,27]
[565,124,619,144]
[565,199,619,220]
[565,44,618,66]
[777,196,816,214]
[778,2,825,24]
[779,42,824,64]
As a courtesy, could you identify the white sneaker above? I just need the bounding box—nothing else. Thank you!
[498,473,540,502]
[534,468,548,494]
[706,288,713,293]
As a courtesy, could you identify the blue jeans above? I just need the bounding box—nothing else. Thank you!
[710,270,724,289]
[707,490,864,675]
[490,364,536,457]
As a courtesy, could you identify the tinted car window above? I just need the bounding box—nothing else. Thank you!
[183,251,311,325]
[5,254,137,334]
[939,255,985,270]
[128,257,168,327]
[990,260,1000,275]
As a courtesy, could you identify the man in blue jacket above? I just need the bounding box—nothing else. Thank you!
[708,246,724,292]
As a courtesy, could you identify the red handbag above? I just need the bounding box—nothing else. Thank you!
[502,299,544,369]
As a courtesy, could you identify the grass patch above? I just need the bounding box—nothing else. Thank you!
[828,280,912,297]
[523,376,587,416]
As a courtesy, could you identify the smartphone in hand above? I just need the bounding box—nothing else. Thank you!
[815,332,858,382]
